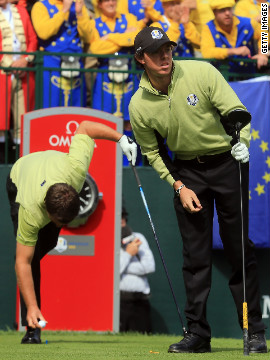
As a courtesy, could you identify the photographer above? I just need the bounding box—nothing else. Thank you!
[120,207,155,333]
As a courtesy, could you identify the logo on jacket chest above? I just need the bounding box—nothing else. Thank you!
[187,94,199,106]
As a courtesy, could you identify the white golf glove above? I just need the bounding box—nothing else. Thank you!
[231,142,249,163]
[118,135,137,166]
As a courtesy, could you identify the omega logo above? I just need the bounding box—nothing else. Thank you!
[66,121,80,134]
[49,120,79,147]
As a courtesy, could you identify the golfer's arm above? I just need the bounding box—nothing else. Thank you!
[15,242,38,309]
[130,109,176,186]
[173,180,185,191]
[76,121,122,142]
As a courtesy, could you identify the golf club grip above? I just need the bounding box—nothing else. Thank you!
[243,301,249,355]
[243,302,248,330]
[131,165,141,187]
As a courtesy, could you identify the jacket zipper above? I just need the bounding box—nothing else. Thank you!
[141,86,171,109]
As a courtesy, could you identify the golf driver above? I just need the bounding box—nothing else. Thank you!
[131,164,187,336]
[221,109,251,356]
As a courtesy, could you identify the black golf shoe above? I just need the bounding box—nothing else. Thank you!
[249,332,267,353]
[168,332,211,353]
[21,327,41,344]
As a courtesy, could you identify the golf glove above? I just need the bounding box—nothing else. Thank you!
[118,135,137,166]
[231,142,249,163]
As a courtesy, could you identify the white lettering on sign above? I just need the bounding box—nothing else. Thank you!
[66,121,79,135]
[49,135,74,147]
[262,295,270,319]
[49,120,79,147]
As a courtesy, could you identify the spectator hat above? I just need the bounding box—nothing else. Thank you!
[121,225,133,240]
[209,0,235,10]
[134,27,177,55]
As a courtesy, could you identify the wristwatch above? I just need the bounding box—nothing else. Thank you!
[67,173,102,228]
[175,184,185,196]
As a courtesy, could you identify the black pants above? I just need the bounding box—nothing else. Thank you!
[6,175,60,327]
[120,292,151,333]
[173,153,265,339]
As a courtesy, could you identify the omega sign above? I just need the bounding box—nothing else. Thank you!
[49,120,79,147]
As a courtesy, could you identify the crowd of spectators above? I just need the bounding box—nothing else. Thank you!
[0,0,269,164]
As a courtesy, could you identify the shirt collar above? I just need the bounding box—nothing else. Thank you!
[140,61,176,94]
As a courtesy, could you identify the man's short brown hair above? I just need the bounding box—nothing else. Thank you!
[45,183,80,224]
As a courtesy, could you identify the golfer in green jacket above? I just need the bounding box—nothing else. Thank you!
[129,26,266,354]
[7,121,137,344]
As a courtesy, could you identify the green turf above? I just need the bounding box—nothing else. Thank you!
[0,331,269,360]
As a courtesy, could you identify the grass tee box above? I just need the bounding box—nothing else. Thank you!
[0,332,269,360]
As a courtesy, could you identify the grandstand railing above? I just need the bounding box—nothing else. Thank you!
[0,50,269,165]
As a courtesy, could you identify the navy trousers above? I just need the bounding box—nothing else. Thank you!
[173,153,265,339]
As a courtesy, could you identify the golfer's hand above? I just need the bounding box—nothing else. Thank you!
[27,305,46,329]
[231,142,249,163]
[118,135,137,166]
[179,187,202,214]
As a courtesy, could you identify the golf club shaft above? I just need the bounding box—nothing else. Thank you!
[237,132,249,356]
[131,165,187,335]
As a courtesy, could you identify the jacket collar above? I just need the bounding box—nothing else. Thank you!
[139,61,177,95]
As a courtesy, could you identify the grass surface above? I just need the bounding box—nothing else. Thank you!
[0,331,269,360]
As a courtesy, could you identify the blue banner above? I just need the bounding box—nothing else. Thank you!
[213,77,270,249]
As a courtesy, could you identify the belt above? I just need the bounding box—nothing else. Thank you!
[120,291,150,301]
[176,151,231,165]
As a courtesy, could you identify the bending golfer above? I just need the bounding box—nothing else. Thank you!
[129,26,267,353]
[6,121,137,344]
